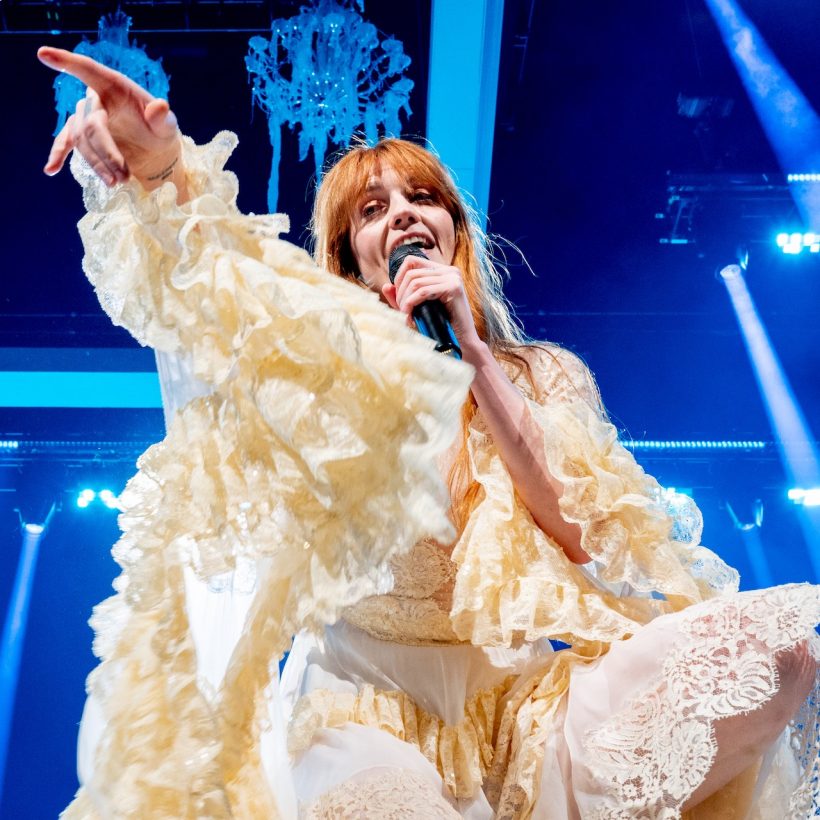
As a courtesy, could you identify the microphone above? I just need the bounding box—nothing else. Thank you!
[388,243,462,359]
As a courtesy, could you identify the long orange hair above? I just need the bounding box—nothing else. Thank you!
[310,138,583,532]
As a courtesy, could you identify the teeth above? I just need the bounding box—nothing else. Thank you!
[400,237,430,248]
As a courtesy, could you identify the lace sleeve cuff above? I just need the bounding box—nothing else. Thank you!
[449,345,737,648]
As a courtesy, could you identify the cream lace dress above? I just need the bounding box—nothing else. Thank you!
[65,133,820,820]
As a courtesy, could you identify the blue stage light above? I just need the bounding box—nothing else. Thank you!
[77,489,95,509]
[75,488,119,510]
[623,440,766,451]
[98,489,118,509]
[0,441,19,449]
[23,523,44,535]
[787,173,820,183]
[662,486,693,497]
[776,231,820,254]
[788,488,820,507]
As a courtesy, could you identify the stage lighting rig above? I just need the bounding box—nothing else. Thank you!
[775,232,820,255]
[657,171,799,249]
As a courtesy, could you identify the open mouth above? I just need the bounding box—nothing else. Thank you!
[392,235,434,255]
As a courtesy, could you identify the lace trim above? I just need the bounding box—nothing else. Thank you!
[487,641,607,819]
[289,682,508,800]
[583,585,820,818]
[449,345,740,650]
[343,539,462,644]
[65,133,472,817]
[289,642,605,818]
[302,768,461,819]
[784,638,820,818]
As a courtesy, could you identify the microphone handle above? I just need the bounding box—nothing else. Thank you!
[413,299,462,358]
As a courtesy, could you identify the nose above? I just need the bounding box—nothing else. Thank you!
[389,193,419,229]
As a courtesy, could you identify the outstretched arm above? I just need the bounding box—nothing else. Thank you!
[38,46,188,202]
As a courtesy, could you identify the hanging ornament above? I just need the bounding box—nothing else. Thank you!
[52,11,170,136]
[246,0,414,212]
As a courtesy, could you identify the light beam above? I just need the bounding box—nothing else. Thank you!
[704,0,820,227]
[720,265,820,580]
[0,505,56,805]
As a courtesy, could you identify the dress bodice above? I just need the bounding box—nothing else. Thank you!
[343,537,462,643]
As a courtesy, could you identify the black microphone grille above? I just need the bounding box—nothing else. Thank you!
[388,243,429,283]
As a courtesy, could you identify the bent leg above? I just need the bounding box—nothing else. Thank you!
[682,640,817,811]
[562,585,820,816]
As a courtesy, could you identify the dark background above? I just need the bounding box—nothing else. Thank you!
[1,1,819,815]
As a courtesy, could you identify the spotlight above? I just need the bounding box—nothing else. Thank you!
[787,488,820,507]
[76,489,96,508]
[719,264,742,281]
[787,173,820,183]
[98,489,118,509]
[775,231,820,254]
[24,523,44,535]
[75,487,119,510]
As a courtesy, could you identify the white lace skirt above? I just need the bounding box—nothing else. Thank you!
[281,587,820,819]
[77,579,820,819]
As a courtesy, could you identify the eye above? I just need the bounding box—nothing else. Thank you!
[360,201,383,219]
[411,190,433,203]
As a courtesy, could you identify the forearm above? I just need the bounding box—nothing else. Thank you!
[461,338,591,564]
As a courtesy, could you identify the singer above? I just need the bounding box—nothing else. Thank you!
[39,46,820,819]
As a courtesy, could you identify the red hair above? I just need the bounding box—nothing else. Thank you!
[311,138,594,533]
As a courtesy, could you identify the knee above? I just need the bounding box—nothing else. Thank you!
[772,640,817,720]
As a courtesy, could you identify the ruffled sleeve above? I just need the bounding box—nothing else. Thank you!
[449,344,738,648]
[71,131,472,593]
[66,133,473,818]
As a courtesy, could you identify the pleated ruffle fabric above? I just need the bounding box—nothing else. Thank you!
[62,132,473,818]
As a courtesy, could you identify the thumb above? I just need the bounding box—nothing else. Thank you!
[144,98,178,139]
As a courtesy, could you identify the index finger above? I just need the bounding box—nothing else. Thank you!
[37,46,153,104]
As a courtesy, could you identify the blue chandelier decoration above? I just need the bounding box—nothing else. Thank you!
[246,0,414,212]
[51,11,170,136]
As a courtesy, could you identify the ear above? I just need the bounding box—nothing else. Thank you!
[381,282,399,309]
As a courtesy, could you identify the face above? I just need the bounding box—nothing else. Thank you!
[348,164,457,294]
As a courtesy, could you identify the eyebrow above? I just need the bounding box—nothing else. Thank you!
[363,177,428,195]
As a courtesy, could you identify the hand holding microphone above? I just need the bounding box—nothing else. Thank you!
[388,243,462,359]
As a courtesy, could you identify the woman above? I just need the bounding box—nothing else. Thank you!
[39,46,819,819]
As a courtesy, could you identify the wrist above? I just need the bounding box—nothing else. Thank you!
[459,335,491,365]
[143,155,180,187]
[136,142,189,204]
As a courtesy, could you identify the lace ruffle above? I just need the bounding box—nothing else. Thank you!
[303,768,461,819]
[583,584,820,817]
[450,345,739,648]
[343,538,462,644]
[289,681,507,800]
[64,134,473,817]
[288,642,605,818]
